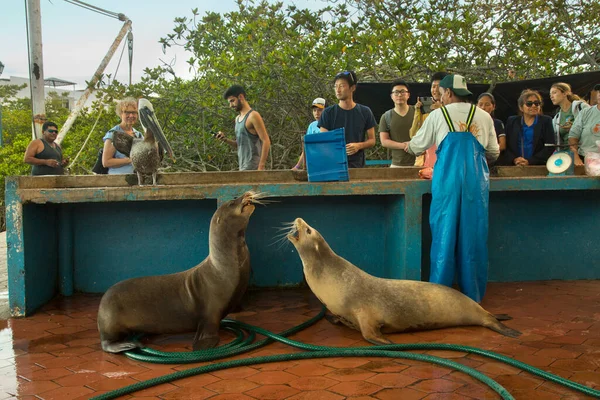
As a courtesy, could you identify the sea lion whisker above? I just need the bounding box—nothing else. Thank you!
[248,191,269,201]
[274,223,295,232]
[269,233,292,248]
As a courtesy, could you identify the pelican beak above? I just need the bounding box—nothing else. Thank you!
[138,98,175,161]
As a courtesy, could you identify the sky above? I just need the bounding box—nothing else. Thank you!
[1,0,325,89]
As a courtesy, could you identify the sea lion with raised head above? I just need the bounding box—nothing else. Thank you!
[97,191,263,353]
[287,218,521,345]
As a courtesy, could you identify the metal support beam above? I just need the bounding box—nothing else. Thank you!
[56,19,132,145]
[26,0,45,139]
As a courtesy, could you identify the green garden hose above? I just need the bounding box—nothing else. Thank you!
[91,307,600,400]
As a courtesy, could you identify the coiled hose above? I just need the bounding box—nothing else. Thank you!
[91,306,600,400]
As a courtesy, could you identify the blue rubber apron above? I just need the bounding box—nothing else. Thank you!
[429,105,490,303]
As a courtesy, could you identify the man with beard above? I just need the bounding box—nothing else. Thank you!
[217,85,271,170]
[318,71,377,168]
[24,121,69,175]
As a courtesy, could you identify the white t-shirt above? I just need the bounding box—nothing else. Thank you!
[407,102,500,162]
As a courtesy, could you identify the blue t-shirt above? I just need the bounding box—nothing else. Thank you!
[306,120,320,135]
[318,104,377,168]
[102,125,143,175]
[520,116,537,159]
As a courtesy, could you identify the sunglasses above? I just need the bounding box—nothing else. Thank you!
[47,129,58,133]
[335,71,355,86]
[524,101,541,107]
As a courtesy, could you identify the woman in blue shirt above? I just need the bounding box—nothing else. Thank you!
[102,97,143,174]
[502,90,555,166]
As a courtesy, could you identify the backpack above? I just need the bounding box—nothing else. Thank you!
[384,109,393,129]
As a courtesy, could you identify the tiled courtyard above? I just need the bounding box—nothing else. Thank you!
[1,278,599,399]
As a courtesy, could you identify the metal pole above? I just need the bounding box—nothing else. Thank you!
[0,104,3,147]
[26,0,46,140]
[56,19,132,145]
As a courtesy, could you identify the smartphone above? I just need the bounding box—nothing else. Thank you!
[419,97,434,114]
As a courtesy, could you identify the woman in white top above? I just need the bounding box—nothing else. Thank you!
[549,82,589,145]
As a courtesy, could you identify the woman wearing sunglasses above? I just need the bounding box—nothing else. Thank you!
[24,121,69,175]
[502,90,555,166]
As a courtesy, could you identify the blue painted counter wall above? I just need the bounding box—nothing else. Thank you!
[5,171,600,316]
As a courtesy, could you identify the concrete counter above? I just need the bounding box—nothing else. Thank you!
[5,167,600,316]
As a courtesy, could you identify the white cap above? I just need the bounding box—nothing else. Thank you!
[311,97,326,109]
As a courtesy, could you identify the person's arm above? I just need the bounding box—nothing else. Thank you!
[408,102,423,139]
[102,138,131,168]
[249,112,271,170]
[215,131,237,149]
[484,116,500,163]
[380,131,405,150]
[406,111,437,156]
[24,139,59,167]
[503,118,519,165]
[498,136,506,151]
[347,127,375,155]
[293,151,305,169]
[568,111,585,166]
[379,113,404,150]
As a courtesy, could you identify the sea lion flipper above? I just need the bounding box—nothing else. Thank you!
[325,314,343,325]
[485,319,522,338]
[494,314,513,321]
[192,319,220,351]
[101,339,142,353]
[356,312,392,345]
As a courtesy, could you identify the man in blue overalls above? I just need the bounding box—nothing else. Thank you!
[398,74,500,302]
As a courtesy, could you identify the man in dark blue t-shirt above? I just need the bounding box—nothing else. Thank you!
[318,70,377,168]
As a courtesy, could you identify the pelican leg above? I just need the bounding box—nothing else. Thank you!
[152,173,157,186]
[137,172,144,186]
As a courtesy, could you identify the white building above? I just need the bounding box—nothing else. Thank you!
[0,75,99,109]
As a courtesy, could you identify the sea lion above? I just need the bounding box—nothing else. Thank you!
[97,191,263,353]
[287,218,521,345]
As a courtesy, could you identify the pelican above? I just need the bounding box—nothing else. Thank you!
[112,98,175,185]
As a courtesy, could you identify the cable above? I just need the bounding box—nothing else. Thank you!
[62,0,123,20]
[65,103,104,170]
[109,35,128,86]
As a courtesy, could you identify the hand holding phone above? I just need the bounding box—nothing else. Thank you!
[419,97,434,114]
[214,131,225,141]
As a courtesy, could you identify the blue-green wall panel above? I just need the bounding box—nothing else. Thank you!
[421,191,600,283]
[22,204,59,312]
[245,195,402,286]
[488,190,600,281]
[72,200,216,292]
[383,196,404,279]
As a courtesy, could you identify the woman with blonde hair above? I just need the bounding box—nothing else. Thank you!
[102,97,143,174]
[501,90,555,166]
[549,82,589,145]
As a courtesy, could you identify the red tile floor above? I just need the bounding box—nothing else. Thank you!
[1,280,599,399]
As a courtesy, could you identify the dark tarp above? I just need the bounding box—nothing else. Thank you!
[355,70,600,125]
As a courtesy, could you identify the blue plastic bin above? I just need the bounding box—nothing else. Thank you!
[304,128,349,182]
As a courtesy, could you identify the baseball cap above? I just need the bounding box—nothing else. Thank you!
[439,74,473,96]
[312,97,326,109]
